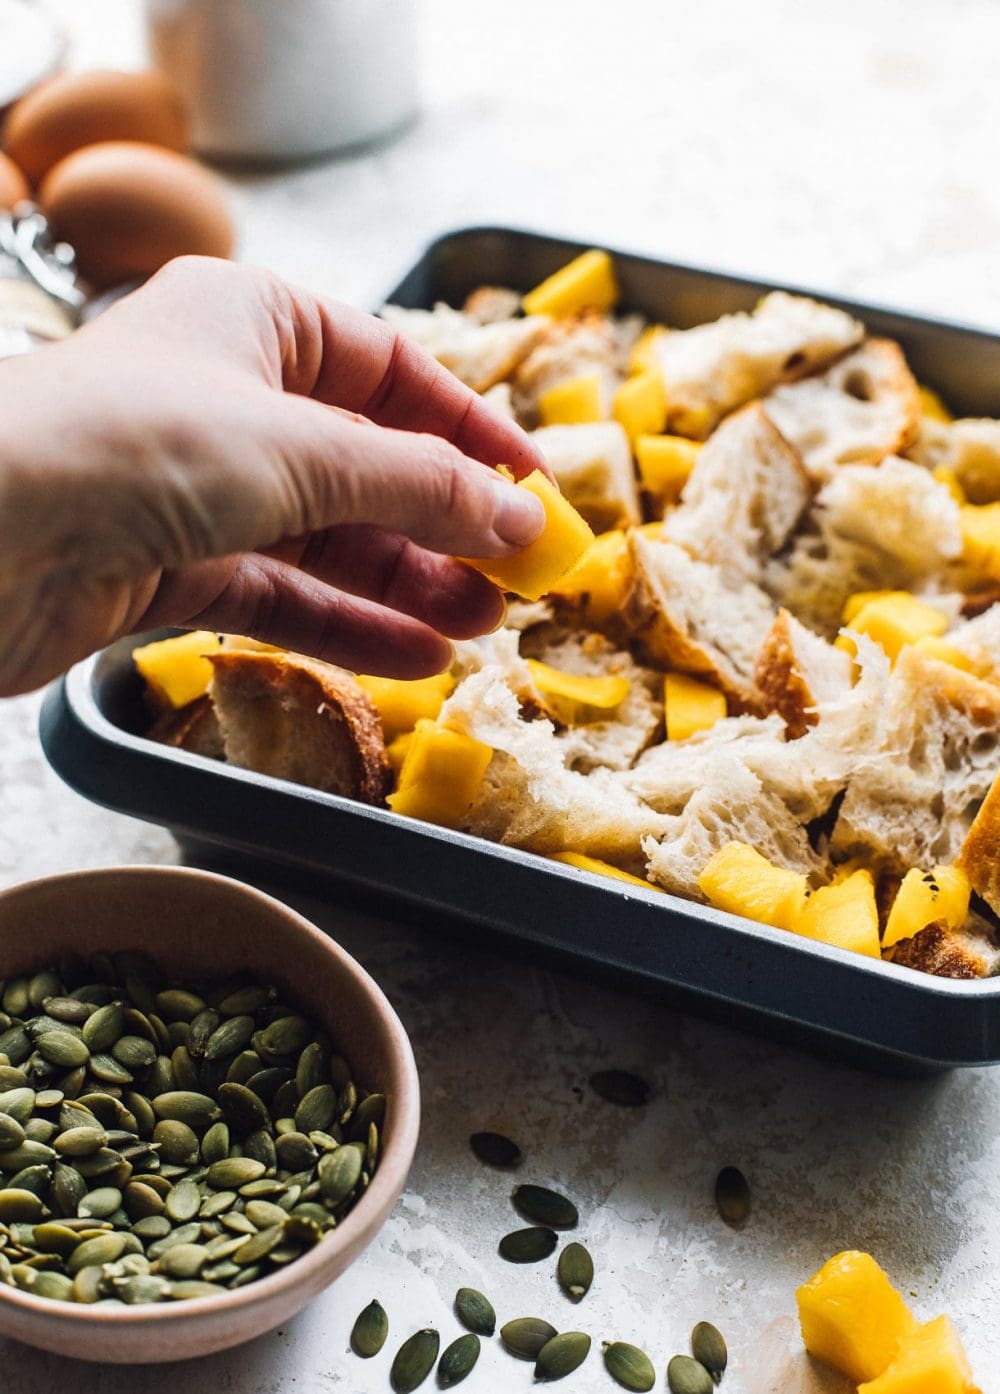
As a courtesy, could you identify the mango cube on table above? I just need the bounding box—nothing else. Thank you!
[355,671,455,742]
[612,369,667,442]
[526,659,630,726]
[522,248,619,317]
[838,593,947,664]
[697,841,809,933]
[133,630,222,710]
[883,865,970,949]
[538,373,605,426]
[794,868,881,957]
[635,434,702,505]
[550,852,654,889]
[386,719,493,829]
[797,1250,918,1382]
[460,469,594,602]
[665,672,727,740]
[858,1316,981,1394]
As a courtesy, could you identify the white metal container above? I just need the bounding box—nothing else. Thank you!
[145,0,419,163]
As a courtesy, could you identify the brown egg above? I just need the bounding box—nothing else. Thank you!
[3,69,188,186]
[0,151,29,209]
[39,141,235,288]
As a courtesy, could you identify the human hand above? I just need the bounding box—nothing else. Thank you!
[0,256,549,697]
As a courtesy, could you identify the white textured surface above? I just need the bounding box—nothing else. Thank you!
[1,1,999,1388]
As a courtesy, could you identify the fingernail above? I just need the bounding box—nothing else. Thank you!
[492,480,545,547]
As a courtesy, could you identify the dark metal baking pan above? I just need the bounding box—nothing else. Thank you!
[38,226,1000,1071]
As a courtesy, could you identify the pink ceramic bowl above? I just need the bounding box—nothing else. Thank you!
[0,865,420,1362]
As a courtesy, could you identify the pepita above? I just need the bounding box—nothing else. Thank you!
[535,1331,591,1382]
[691,1322,727,1384]
[500,1317,558,1359]
[498,1226,558,1263]
[557,1241,593,1301]
[714,1167,750,1227]
[390,1328,440,1394]
[603,1341,657,1392]
[588,1069,651,1107]
[350,1297,389,1357]
[437,1333,480,1387]
[511,1183,578,1229]
[454,1286,496,1336]
[469,1130,522,1168]
[667,1355,715,1394]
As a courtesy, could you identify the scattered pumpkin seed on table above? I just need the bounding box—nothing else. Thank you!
[468,1130,522,1169]
[437,1332,480,1387]
[588,1069,652,1107]
[511,1183,578,1229]
[714,1166,751,1226]
[691,1321,727,1383]
[0,955,381,1304]
[498,1225,559,1263]
[454,1286,496,1336]
[557,1240,593,1301]
[535,1330,591,1382]
[603,1340,657,1392]
[390,1327,440,1393]
[667,1353,716,1394]
[500,1316,559,1360]
[350,1297,389,1357]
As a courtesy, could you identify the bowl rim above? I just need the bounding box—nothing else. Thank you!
[0,863,420,1326]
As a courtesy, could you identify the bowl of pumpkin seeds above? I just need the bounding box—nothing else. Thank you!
[0,864,420,1362]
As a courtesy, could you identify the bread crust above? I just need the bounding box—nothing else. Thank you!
[754,610,818,739]
[148,695,223,759]
[957,773,1000,915]
[889,921,987,979]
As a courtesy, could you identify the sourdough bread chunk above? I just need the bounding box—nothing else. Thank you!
[957,774,1000,915]
[148,695,223,759]
[665,404,812,580]
[946,603,1000,682]
[463,285,522,324]
[907,416,1000,503]
[512,312,621,427]
[889,917,999,980]
[765,339,921,482]
[208,651,390,803]
[832,647,1000,871]
[531,421,640,532]
[755,608,854,739]
[652,291,864,439]
[626,534,775,708]
[379,302,549,393]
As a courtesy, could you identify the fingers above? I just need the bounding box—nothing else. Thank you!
[269,525,505,638]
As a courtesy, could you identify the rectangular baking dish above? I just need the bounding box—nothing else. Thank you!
[38,226,1000,1072]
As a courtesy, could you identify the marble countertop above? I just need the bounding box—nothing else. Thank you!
[2,1,999,1388]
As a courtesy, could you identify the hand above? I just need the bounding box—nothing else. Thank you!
[0,256,549,698]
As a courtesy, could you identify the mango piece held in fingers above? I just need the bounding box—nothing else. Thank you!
[526,659,630,725]
[698,841,809,933]
[796,1250,917,1383]
[522,249,619,317]
[460,470,595,602]
[386,719,493,828]
[134,630,221,710]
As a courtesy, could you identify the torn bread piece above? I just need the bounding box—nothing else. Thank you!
[652,290,863,439]
[208,651,390,803]
[665,403,812,580]
[907,415,1000,504]
[530,421,640,532]
[148,695,223,760]
[379,302,549,393]
[462,285,522,324]
[754,608,854,739]
[957,773,1000,916]
[512,311,621,427]
[832,647,1000,872]
[945,602,1000,683]
[765,338,921,483]
[625,533,775,709]
[889,915,1000,979]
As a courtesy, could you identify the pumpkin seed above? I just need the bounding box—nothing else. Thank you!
[602,1341,657,1392]
[535,1331,591,1382]
[119,1274,171,1304]
[201,1120,231,1164]
[691,1322,727,1384]
[19,1269,74,1301]
[204,1015,255,1061]
[714,1167,750,1226]
[66,1231,128,1274]
[217,1082,270,1136]
[469,1130,522,1168]
[153,1119,199,1165]
[156,1243,208,1279]
[500,1317,558,1359]
[165,1178,202,1223]
[78,1187,123,1220]
[438,1333,480,1387]
[499,1226,558,1263]
[54,1125,108,1156]
[155,990,206,1023]
[152,1091,221,1130]
[81,1003,124,1052]
[295,1084,337,1134]
[454,1286,496,1336]
[318,1144,361,1206]
[0,1189,43,1223]
[207,1157,266,1189]
[557,1240,593,1301]
[219,985,271,1016]
[351,1297,389,1357]
[88,1053,133,1085]
[276,1131,317,1172]
[294,1041,327,1097]
[390,1328,440,1393]
[124,1182,165,1220]
[245,1199,287,1229]
[112,1036,157,1070]
[169,1280,228,1300]
[0,1087,35,1123]
[667,1355,715,1394]
[589,1069,651,1107]
[512,1183,578,1229]
[35,1031,89,1068]
[0,1114,25,1149]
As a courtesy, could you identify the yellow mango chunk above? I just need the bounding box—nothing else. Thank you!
[548,527,631,622]
[522,249,619,317]
[795,869,880,957]
[526,659,630,725]
[133,630,222,710]
[612,370,667,443]
[635,434,702,504]
[918,384,953,423]
[637,521,665,539]
[883,865,971,949]
[911,636,975,673]
[933,465,966,504]
[858,1316,981,1394]
[628,324,670,377]
[538,372,605,426]
[355,671,455,742]
[665,672,727,740]
[385,730,414,773]
[797,1251,918,1382]
[698,842,809,932]
[841,593,947,664]
[386,719,493,828]
[842,590,900,625]
[961,502,1000,582]
[461,470,595,602]
[551,852,654,889]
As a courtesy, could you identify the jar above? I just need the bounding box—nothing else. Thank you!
[145,0,420,164]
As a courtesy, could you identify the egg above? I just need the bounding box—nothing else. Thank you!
[0,151,29,209]
[39,141,235,288]
[3,69,188,186]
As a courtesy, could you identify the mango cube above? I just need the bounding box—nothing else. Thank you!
[911,636,975,673]
[858,1316,981,1394]
[933,465,966,504]
[841,593,947,664]
[842,590,900,625]
[918,384,953,423]
[386,719,493,828]
[385,730,414,773]
[551,851,655,889]
[797,1251,918,1382]
[697,842,809,932]
[612,370,667,443]
[538,373,604,426]
[548,527,632,622]
[522,248,619,317]
[665,672,727,740]
[628,324,670,377]
[133,630,221,710]
[961,503,1000,582]
[355,671,455,742]
[461,469,595,602]
[883,865,971,949]
[795,869,880,957]
[525,659,630,726]
[635,434,702,505]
